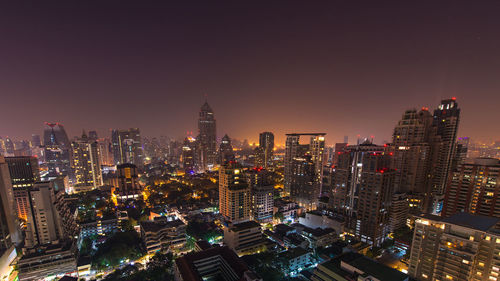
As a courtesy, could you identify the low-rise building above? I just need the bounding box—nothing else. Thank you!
[279,247,312,276]
[298,211,344,235]
[174,246,261,281]
[223,221,266,256]
[141,219,186,254]
[17,241,77,281]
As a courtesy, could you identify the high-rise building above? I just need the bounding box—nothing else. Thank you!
[0,156,21,249]
[442,158,500,218]
[198,102,217,171]
[43,122,72,179]
[181,136,198,173]
[71,132,102,192]
[111,128,143,166]
[329,142,394,246]
[23,181,75,248]
[284,133,325,210]
[219,134,235,165]
[259,132,274,168]
[409,213,500,281]
[5,156,39,223]
[97,138,114,166]
[428,98,460,213]
[388,109,433,194]
[219,164,251,223]
[247,169,274,223]
[88,130,98,140]
[113,163,141,202]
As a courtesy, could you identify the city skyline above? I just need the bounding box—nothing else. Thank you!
[1,2,500,144]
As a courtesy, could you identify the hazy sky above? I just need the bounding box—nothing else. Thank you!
[1,1,500,145]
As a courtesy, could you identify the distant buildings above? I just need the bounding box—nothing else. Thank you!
[443,158,500,218]
[258,132,274,168]
[198,102,217,171]
[181,136,198,173]
[43,122,72,179]
[409,212,500,281]
[284,133,325,210]
[111,128,143,166]
[71,131,102,192]
[219,134,235,165]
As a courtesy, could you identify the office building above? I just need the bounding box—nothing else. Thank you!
[219,134,235,165]
[31,135,41,148]
[113,163,141,202]
[71,132,102,192]
[284,133,325,210]
[329,142,394,246]
[97,138,114,166]
[409,213,500,281]
[174,246,261,281]
[198,101,217,171]
[258,132,274,168]
[442,158,500,218]
[111,128,143,166]
[219,164,251,223]
[43,122,72,179]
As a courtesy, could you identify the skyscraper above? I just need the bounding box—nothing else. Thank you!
[31,134,41,148]
[43,122,72,179]
[284,133,325,210]
[198,101,217,171]
[219,134,235,165]
[258,132,274,168]
[329,142,394,246]
[111,128,143,166]
[219,163,251,223]
[442,158,500,218]
[71,131,102,191]
[428,98,460,213]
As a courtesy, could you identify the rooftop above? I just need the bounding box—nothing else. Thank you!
[229,220,261,232]
[140,219,185,232]
[319,252,408,281]
[442,212,500,232]
[175,246,248,281]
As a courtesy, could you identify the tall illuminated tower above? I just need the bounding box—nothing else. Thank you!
[198,101,217,171]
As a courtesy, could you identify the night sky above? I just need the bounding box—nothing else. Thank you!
[1,1,500,145]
